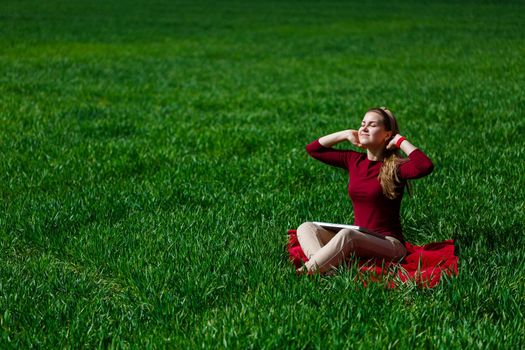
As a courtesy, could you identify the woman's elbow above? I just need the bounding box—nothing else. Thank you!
[305,144,312,154]
[422,160,434,176]
[305,144,318,158]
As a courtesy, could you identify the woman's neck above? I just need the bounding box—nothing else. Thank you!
[366,147,384,161]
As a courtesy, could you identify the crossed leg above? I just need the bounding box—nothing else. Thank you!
[296,221,407,274]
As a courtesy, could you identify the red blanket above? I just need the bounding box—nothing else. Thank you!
[287,229,459,288]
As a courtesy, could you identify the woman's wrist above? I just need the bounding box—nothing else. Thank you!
[395,136,406,148]
[392,134,418,155]
[386,134,409,151]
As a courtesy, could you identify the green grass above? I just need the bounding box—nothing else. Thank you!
[1,0,524,348]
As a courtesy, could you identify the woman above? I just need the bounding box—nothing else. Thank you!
[296,106,434,275]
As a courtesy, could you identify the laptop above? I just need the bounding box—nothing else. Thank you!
[312,221,386,240]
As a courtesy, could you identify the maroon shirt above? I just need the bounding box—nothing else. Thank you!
[306,138,434,243]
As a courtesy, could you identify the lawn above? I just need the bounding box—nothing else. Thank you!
[1,0,524,348]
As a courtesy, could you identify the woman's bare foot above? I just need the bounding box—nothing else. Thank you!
[297,265,338,277]
[296,266,308,275]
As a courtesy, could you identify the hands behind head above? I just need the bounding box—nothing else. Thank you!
[346,130,366,149]
[385,134,402,150]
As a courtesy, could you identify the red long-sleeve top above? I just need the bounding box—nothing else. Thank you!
[306,138,434,243]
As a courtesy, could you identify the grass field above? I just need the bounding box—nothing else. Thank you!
[1,0,524,348]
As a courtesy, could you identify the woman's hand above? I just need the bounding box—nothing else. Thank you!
[386,134,403,150]
[346,129,365,149]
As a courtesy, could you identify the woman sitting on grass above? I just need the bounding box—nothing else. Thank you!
[296,107,434,275]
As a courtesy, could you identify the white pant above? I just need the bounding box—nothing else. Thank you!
[297,221,407,273]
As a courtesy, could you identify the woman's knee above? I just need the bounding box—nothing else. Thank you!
[386,237,407,260]
[297,221,317,237]
[394,242,407,260]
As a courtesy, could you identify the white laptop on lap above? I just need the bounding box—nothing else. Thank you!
[312,221,386,240]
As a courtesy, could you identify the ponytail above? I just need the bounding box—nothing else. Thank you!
[378,148,412,199]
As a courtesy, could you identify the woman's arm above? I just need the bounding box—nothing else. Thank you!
[306,130,363,169]
[318,129,360,148]
[387,134,434,179]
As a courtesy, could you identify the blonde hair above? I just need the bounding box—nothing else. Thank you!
[366,106,413,199]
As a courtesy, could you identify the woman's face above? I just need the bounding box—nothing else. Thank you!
[358,112,392,148]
